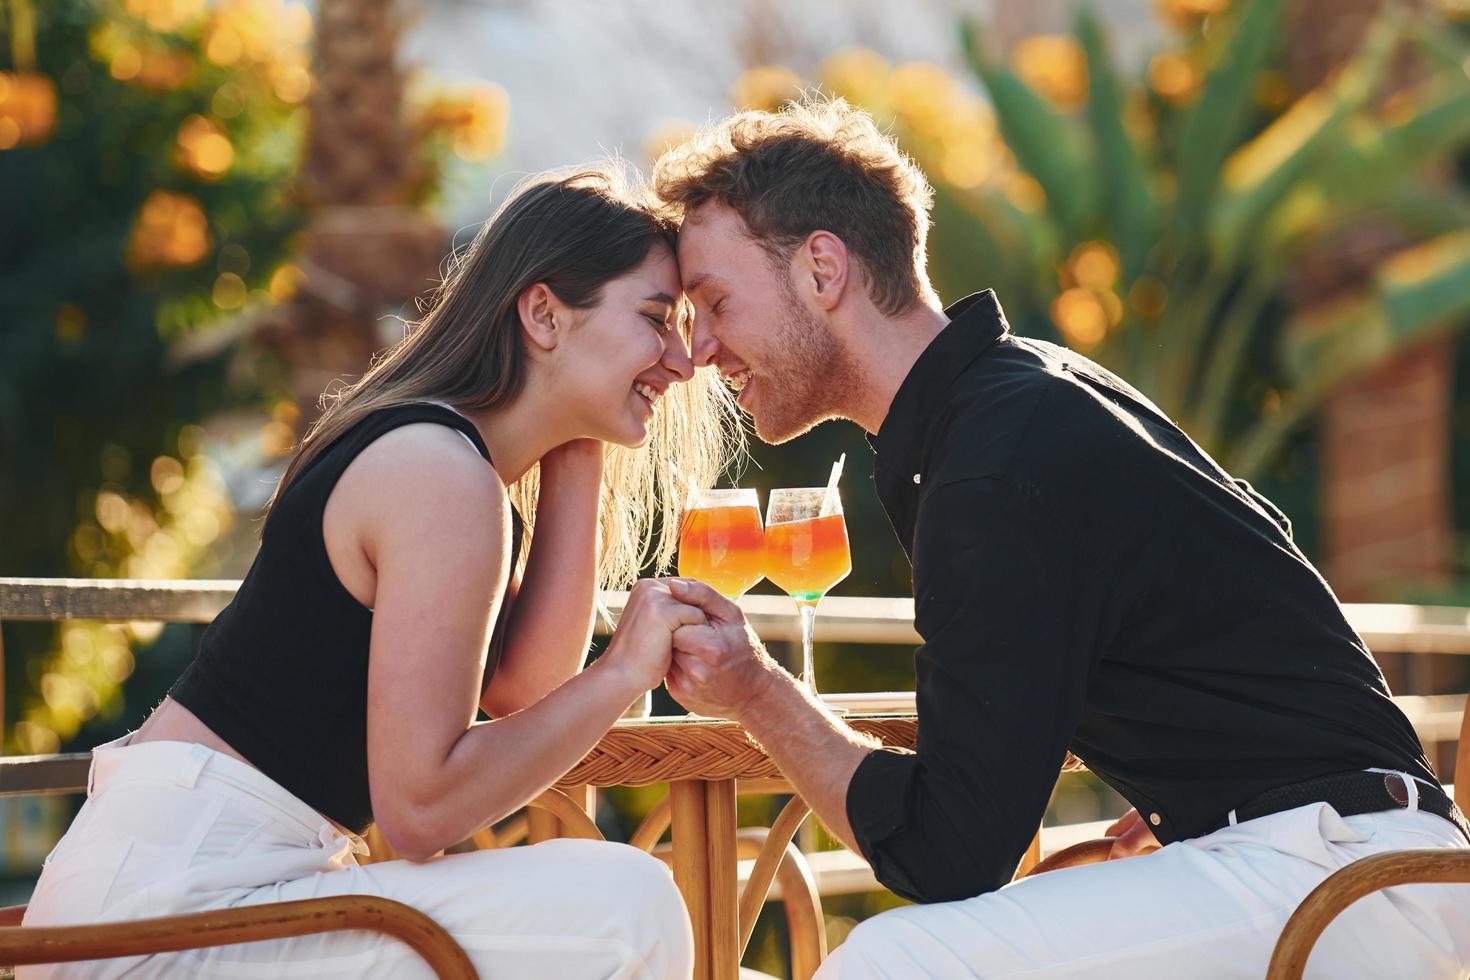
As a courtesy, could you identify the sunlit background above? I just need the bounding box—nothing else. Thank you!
[3,0,1470,969]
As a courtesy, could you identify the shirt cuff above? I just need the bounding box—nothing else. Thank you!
[845,745,918,862]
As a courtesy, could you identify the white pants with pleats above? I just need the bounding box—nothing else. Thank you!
[19,732,693,979]
[820,782,1470,979]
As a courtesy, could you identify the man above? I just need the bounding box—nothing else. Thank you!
[653,98,1470,977]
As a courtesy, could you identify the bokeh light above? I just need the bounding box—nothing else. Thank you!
[1012,36,1089,113]
[126,190,212,269]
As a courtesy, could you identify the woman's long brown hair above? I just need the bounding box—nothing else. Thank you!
[269,167,740,588]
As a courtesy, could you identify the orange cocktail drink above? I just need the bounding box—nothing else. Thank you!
[765,485,851,705]
[763,513,851,603]
[677,488,765,598]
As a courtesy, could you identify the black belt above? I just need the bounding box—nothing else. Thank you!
[1207,769,1470,843]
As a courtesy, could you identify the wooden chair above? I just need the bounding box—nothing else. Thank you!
[0,787,636,977]
[550,781,827,980]
[0,896,477,978]
[0,789,627,977]
[1019,835,1117,877]
[1266,692,1470,979]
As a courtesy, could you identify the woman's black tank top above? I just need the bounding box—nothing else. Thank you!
[169,402,522,833]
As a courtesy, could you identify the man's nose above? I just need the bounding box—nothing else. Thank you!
[662,330,695,382]
[689,321,719,368]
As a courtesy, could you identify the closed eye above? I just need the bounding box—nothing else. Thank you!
[644,313,672,331]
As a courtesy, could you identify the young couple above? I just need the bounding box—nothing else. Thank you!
[25,99,1470,979]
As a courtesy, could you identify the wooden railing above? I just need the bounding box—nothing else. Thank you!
[1,576,1465,798]
[6,577,1470,650]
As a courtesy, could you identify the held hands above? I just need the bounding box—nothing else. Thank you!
[664,578,779,720]
[1104,808,1162,860]
[601,579,706,696]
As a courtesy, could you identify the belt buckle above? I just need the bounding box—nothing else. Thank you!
[1383,772,1410,807]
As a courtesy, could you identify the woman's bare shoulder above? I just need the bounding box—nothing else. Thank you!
[330,422,510,553]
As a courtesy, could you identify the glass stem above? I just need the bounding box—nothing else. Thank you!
[797,599,819,695]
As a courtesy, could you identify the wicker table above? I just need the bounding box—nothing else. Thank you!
[554,712,918,980]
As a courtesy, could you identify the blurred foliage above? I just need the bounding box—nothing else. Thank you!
[0,0,313,755]
[728,0,1470,484]
[947,1,1470,480]
[0,0,507,756]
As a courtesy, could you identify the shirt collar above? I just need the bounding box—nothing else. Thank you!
[867,289,1011,479]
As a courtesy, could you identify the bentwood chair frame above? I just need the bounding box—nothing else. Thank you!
[1264,691,1470,980]
[0,787,623,978]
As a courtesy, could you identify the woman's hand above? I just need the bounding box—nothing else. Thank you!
[600,579,706,696]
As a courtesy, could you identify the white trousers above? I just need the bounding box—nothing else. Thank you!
[820,788,1470,979]
[19,732,693,979]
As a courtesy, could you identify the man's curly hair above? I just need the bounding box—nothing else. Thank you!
[652,96,937,316]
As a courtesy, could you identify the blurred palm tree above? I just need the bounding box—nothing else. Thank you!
[228,0,509,421]
[962,0,1470,478]
[807,0,1470,480]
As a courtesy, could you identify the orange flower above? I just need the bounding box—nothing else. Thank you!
[819,49,891,110]
[0,72,56,150]
[1148,52,1200,106]
[1154,0,1231,31]
[127,191,212,269]
[1052,288,1111,349]
[176,115,235,179]
[731,65,804,113]
[1012,36,1089,113]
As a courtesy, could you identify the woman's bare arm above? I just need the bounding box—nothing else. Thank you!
[480,438,602,716]
[351,431,688,859]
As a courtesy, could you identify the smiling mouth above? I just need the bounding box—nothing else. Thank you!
[634,381,662,409]
[724,369,752,392]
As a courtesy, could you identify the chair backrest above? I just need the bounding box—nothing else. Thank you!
[0,906,25,927]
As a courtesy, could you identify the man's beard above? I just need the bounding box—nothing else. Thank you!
[752,286,858,444]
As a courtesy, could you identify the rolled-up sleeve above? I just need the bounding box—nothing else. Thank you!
[846,476,1105,904]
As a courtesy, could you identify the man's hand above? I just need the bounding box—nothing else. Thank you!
[666,577,875,855]
[664,578,780,720]
[1104,808,1162,860]
[601,579,707,697]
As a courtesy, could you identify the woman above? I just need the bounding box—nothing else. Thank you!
[21,168,739,978]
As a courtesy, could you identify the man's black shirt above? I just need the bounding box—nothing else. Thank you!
[846,290,1437,905]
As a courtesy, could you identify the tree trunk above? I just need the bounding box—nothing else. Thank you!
[259,0,444,424]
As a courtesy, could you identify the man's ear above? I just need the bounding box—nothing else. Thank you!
[803,231,849,312]
[516,283,564,352]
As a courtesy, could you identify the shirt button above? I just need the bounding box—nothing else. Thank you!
[1149,812,1162,827]
[912,473,922,485]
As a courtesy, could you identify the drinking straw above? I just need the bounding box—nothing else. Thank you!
[819,453,846,517]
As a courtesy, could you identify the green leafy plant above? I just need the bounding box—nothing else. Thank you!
[941,0,1470,477]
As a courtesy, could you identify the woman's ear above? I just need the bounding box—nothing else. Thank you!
[517,283,564,353]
